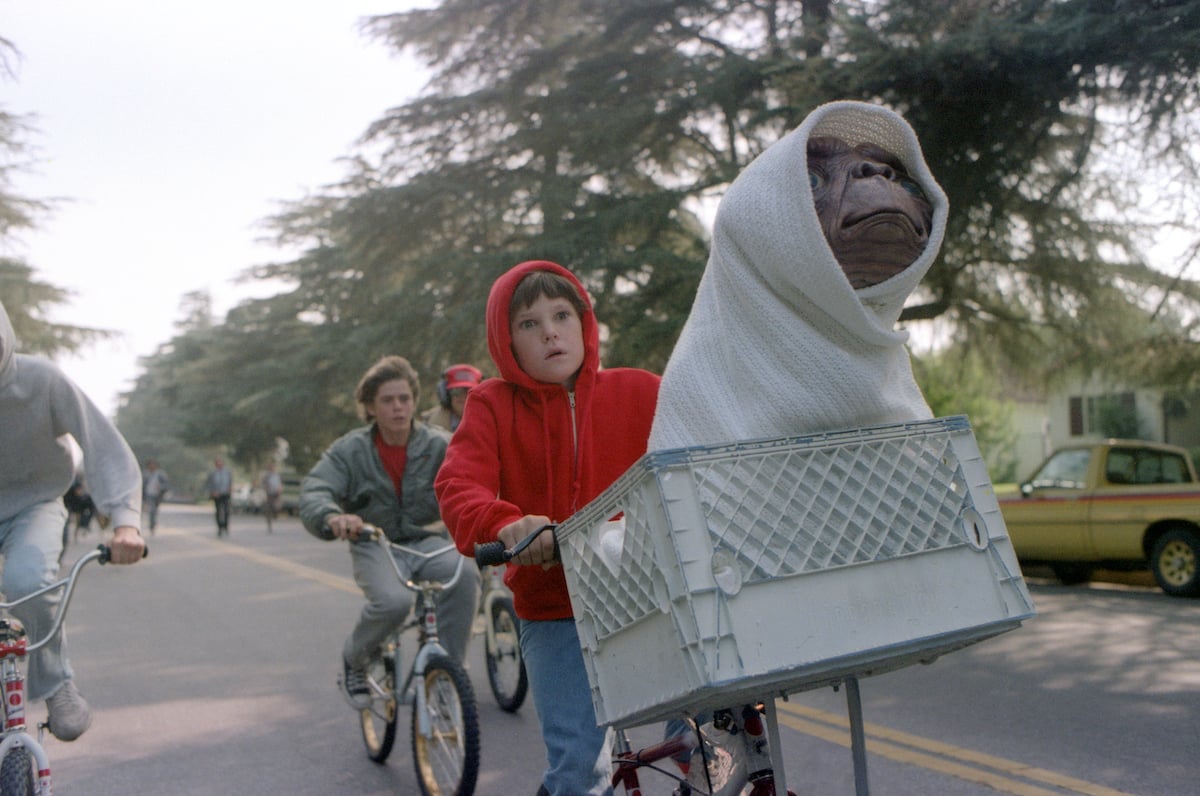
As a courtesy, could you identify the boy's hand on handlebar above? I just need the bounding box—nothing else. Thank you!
[500,515,556,568]
[327,513,365,541]
[108,526,146,564]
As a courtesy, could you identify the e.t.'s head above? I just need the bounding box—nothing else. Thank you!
[808,136,934,289]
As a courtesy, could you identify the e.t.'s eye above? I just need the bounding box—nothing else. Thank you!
[899,177,926,200]
[808,169,823,191]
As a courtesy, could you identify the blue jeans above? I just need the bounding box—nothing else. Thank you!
[520,618,613,796]
[0,501,74,701]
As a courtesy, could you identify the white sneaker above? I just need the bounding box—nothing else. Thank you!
[46,680,92,742]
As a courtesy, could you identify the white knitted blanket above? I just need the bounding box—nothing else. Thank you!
[648,101,949,451]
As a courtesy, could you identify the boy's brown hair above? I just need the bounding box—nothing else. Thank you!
[355,355,421,422]
[509,270,588,326]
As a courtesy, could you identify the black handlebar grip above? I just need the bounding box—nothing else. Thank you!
[475,540,509,567]
[96,543,149,564]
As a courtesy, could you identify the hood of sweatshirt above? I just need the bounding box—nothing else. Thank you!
[485,260,601,394]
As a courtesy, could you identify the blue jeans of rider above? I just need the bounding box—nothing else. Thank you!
[0,500,74,701]
[521,618,613,796]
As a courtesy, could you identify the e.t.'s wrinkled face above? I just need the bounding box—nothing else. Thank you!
[808,136,933,289]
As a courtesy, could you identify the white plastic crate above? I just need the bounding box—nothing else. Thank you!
[558,416,1035,729]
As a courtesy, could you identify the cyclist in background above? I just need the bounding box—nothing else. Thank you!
[141,458,169,533]
[204,457,233,537]
[0,299,147,742]
[299,355,480,708]
[261,461,283,533]
[421,363,482,434]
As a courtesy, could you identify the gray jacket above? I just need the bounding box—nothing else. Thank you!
[0,300,142,528]
[299,422,451,543]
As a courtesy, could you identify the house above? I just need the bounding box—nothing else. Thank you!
[1009,374,1200,480]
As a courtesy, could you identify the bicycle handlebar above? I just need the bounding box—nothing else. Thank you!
[0,543,146,654]
[474,524,558,567]
[332,522,467,592]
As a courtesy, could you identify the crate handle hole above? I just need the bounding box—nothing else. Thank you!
[960,508,989,551]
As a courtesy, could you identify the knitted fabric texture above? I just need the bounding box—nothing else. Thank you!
[648,101,949,451]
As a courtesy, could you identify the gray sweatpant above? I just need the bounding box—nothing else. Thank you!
[343,534,480,667]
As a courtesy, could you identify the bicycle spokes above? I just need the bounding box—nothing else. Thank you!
[412,657,479,796]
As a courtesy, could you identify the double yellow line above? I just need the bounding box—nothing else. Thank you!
[776,700,1134,796]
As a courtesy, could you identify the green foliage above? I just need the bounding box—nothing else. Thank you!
[1094,396,1143,439]
[0,260,111,356]
[116,0,1200,473]
[912,346,1019,482]
[1,39,110,356]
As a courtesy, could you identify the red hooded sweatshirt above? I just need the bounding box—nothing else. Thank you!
[435,260,660,621]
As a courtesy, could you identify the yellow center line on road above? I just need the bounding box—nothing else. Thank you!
[153,526,360,595]
[776,701,1135,796]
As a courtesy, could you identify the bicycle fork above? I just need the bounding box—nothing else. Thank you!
[404,587,452,739]
[1,628,52,794]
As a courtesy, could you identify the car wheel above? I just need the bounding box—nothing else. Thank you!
[1050,563,1094,586]
[1150,527,1200,598]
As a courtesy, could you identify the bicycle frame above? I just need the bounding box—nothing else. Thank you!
[478,565,506,665]
[362,530,465,720]
[0,546,109,795]
[612,703,794,796]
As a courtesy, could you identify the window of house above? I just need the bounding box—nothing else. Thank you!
[1068,392,1136,437]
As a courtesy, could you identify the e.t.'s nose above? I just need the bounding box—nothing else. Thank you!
[853,160,895,180]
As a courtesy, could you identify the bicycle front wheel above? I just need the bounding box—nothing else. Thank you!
[0,744,36,796]
[485,596,528,713]
[359,651,398,762]
[412,654,480,796]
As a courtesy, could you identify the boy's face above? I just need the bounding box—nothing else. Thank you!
[510,294,585,389]
[369,378,415,437]
[449,388,469,416]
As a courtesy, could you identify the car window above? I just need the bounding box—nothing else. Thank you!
[1161,455,1191,483]
[1136,451,1190,484]
[1105,450,1136,484]
[1029,448,1091,489]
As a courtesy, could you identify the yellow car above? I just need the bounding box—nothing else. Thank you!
[998,440,1200,597]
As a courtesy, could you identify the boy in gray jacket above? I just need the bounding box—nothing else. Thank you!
[0,300,146,741]
[299,355,479,707]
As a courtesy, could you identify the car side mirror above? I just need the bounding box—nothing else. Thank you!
[1019,482,1033,497]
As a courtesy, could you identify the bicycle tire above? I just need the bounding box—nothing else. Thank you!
[0,744,36,796]
[485,596,528,713]
[359,650,398,763]
[411,654,480,796]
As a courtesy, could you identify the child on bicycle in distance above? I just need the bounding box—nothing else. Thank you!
[436,260,661,796]
[298,355,480,709]
[0,299,147,742]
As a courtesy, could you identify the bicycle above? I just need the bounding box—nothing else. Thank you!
[476,528,798,796]
[475,562,527,712]
[0,545,125,796]
[341,525,481,796]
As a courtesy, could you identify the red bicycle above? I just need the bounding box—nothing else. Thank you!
[477,528,798,795]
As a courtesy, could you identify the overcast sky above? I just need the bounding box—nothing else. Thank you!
[3,0,423,415]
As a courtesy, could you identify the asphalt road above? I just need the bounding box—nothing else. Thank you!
[28,505,1200,795]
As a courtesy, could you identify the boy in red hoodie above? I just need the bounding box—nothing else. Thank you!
[436,260,660,795]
